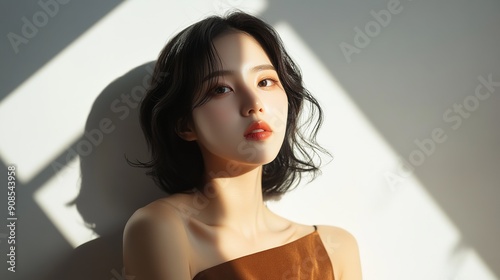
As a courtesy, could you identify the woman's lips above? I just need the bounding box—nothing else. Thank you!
[244,120,272,141]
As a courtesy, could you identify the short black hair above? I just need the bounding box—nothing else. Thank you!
[130,11,329,198]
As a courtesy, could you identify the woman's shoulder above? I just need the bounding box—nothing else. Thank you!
[123,194,192,247]
[124,193,195,235]
[315,225,362,280]
[315,225,358,243]
[123,194,194,279]
[314,225,359,257]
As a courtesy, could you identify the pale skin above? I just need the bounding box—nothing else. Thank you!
[123,32,362,280]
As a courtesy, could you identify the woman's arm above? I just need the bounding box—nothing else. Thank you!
[123,204,191,280]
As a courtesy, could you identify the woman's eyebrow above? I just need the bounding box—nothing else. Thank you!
[250,64,275,73]
[202,64,275,82]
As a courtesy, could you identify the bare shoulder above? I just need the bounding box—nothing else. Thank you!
[123,198,191,280]
[315,225,359,249]
[316,225,363,280]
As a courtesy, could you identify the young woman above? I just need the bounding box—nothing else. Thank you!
[123,11,362,280]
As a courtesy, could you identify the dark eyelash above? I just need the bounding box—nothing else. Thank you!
[210,85,232,95]
[259,78,278,86]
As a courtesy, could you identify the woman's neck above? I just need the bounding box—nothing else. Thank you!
[198,159,271,238]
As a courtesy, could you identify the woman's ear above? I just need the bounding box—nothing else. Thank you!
[176,118,197,141]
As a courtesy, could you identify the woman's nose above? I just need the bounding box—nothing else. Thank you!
[240,88,264,116]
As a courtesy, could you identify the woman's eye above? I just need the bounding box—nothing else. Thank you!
[213,86,231,95]
[258,79,277,88]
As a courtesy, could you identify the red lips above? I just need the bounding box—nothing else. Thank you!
[244,120,272,141]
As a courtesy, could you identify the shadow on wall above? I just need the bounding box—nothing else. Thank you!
[48,61,166,279]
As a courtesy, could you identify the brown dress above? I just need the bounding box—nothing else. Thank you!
[192,226,335,280]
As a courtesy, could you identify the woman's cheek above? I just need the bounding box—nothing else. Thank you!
[194,103,235,141]
[266,93,288,135]
[204,102,233,128]
[211,105,232,122]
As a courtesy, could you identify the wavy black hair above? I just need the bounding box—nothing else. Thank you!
[130,11,329,198]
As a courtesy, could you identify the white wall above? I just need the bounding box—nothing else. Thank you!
[0,0,499,279]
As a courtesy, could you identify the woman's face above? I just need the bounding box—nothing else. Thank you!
[186,31,288,168]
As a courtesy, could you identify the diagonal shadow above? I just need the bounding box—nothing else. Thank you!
[0,0,124,101]
[0,62,166,280]
[0,159,72,280]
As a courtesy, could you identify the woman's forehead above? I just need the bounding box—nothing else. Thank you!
[210,32,273,72]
